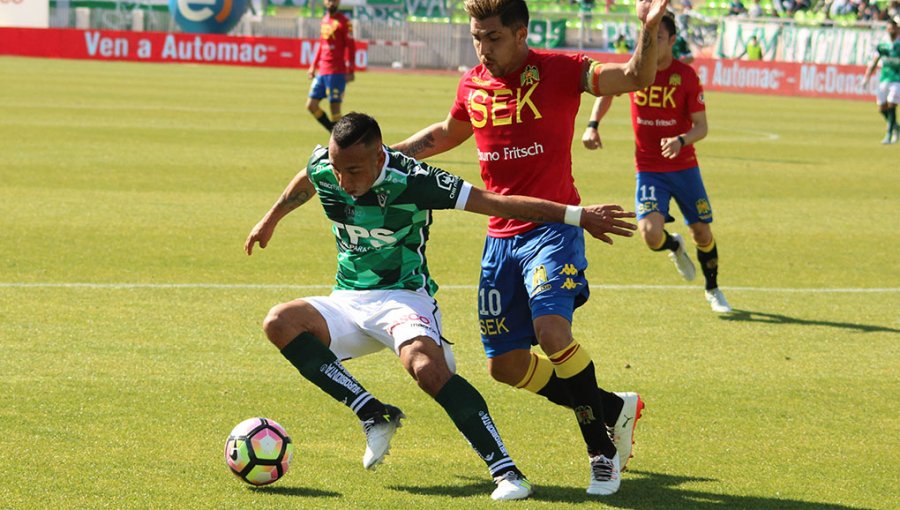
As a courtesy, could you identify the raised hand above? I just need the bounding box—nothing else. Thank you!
[636,0,670,27]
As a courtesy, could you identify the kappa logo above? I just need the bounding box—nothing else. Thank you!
[559,264,578,276]
[561,278,582,290]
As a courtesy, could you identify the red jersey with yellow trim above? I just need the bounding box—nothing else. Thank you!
[629,59,705,172]
[450,50,583,237]
[312,12,355,75]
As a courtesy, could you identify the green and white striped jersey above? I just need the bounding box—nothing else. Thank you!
[306,144,471,295]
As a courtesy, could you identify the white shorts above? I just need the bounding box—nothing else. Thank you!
[303,288,456,372]
[875,81,900,105]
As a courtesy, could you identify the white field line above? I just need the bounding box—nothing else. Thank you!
[0,282,896,293]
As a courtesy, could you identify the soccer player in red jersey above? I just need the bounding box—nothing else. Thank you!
[582,14,732,313]
[307,0,356,132]
[392,0,669,496]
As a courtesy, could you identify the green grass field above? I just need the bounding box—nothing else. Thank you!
[1,56,898,510]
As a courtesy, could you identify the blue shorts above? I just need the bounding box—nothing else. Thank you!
[635,166,713,224]
[309,74,346,103]
[478,224,590,358]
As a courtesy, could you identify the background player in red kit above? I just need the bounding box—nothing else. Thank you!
[392,0,669,496]
[306,0,356,132]
[582,14,732,313]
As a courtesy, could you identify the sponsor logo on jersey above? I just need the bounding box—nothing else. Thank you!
[669,73,682,86]
[634,85,677,108]
[333,222,398,248]
[471,76,493,87]
[636,116,677,127]
[520,65,540,86]
[466,83,542,129]
[477,142,544,162]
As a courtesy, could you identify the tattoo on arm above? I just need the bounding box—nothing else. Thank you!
[400,133,436,158]
[277,189,312,211]
[640,28,651,52]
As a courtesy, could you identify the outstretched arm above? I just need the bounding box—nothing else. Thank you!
[463,187,637,245]
[245,169,318,255]
[582,0,669,96]
[391,114,473,160]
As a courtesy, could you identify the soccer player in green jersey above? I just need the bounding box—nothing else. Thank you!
[245,112,637,501]
[863,19,900,144]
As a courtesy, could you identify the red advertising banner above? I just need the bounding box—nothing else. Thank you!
[571,50,876,102]
[0,27,369,70]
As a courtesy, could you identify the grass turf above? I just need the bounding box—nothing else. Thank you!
[0,56,898,509]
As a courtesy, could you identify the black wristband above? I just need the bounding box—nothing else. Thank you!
[677,135,686,146]
[587,120,599,129]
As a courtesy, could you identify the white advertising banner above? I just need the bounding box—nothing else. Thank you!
[0,0,49,28]
[716,18,881,66]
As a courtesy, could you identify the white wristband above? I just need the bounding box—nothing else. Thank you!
[564,205,583,226]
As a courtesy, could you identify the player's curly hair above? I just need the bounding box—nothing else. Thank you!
[463,0,529,30]
[332,112,382,149]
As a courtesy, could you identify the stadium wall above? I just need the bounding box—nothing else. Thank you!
[572,51,876,101]
[0,27,877,102]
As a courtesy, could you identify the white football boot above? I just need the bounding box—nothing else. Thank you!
[668,233,696,281]
[609,392,645,471]
[587,452,621,496]
[705,288,733,313]
[361,404,405,469]
[491,470,534,501]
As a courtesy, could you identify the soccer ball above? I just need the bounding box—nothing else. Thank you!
[224,417,294,486]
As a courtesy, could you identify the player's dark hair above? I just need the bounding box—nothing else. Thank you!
[332,112,382,149]
[661,14,677,38]
[464,0,529,30]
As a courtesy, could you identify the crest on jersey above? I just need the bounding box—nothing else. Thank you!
[520,65,540,86]
[434,169,457,190]
[669,74,682,86]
